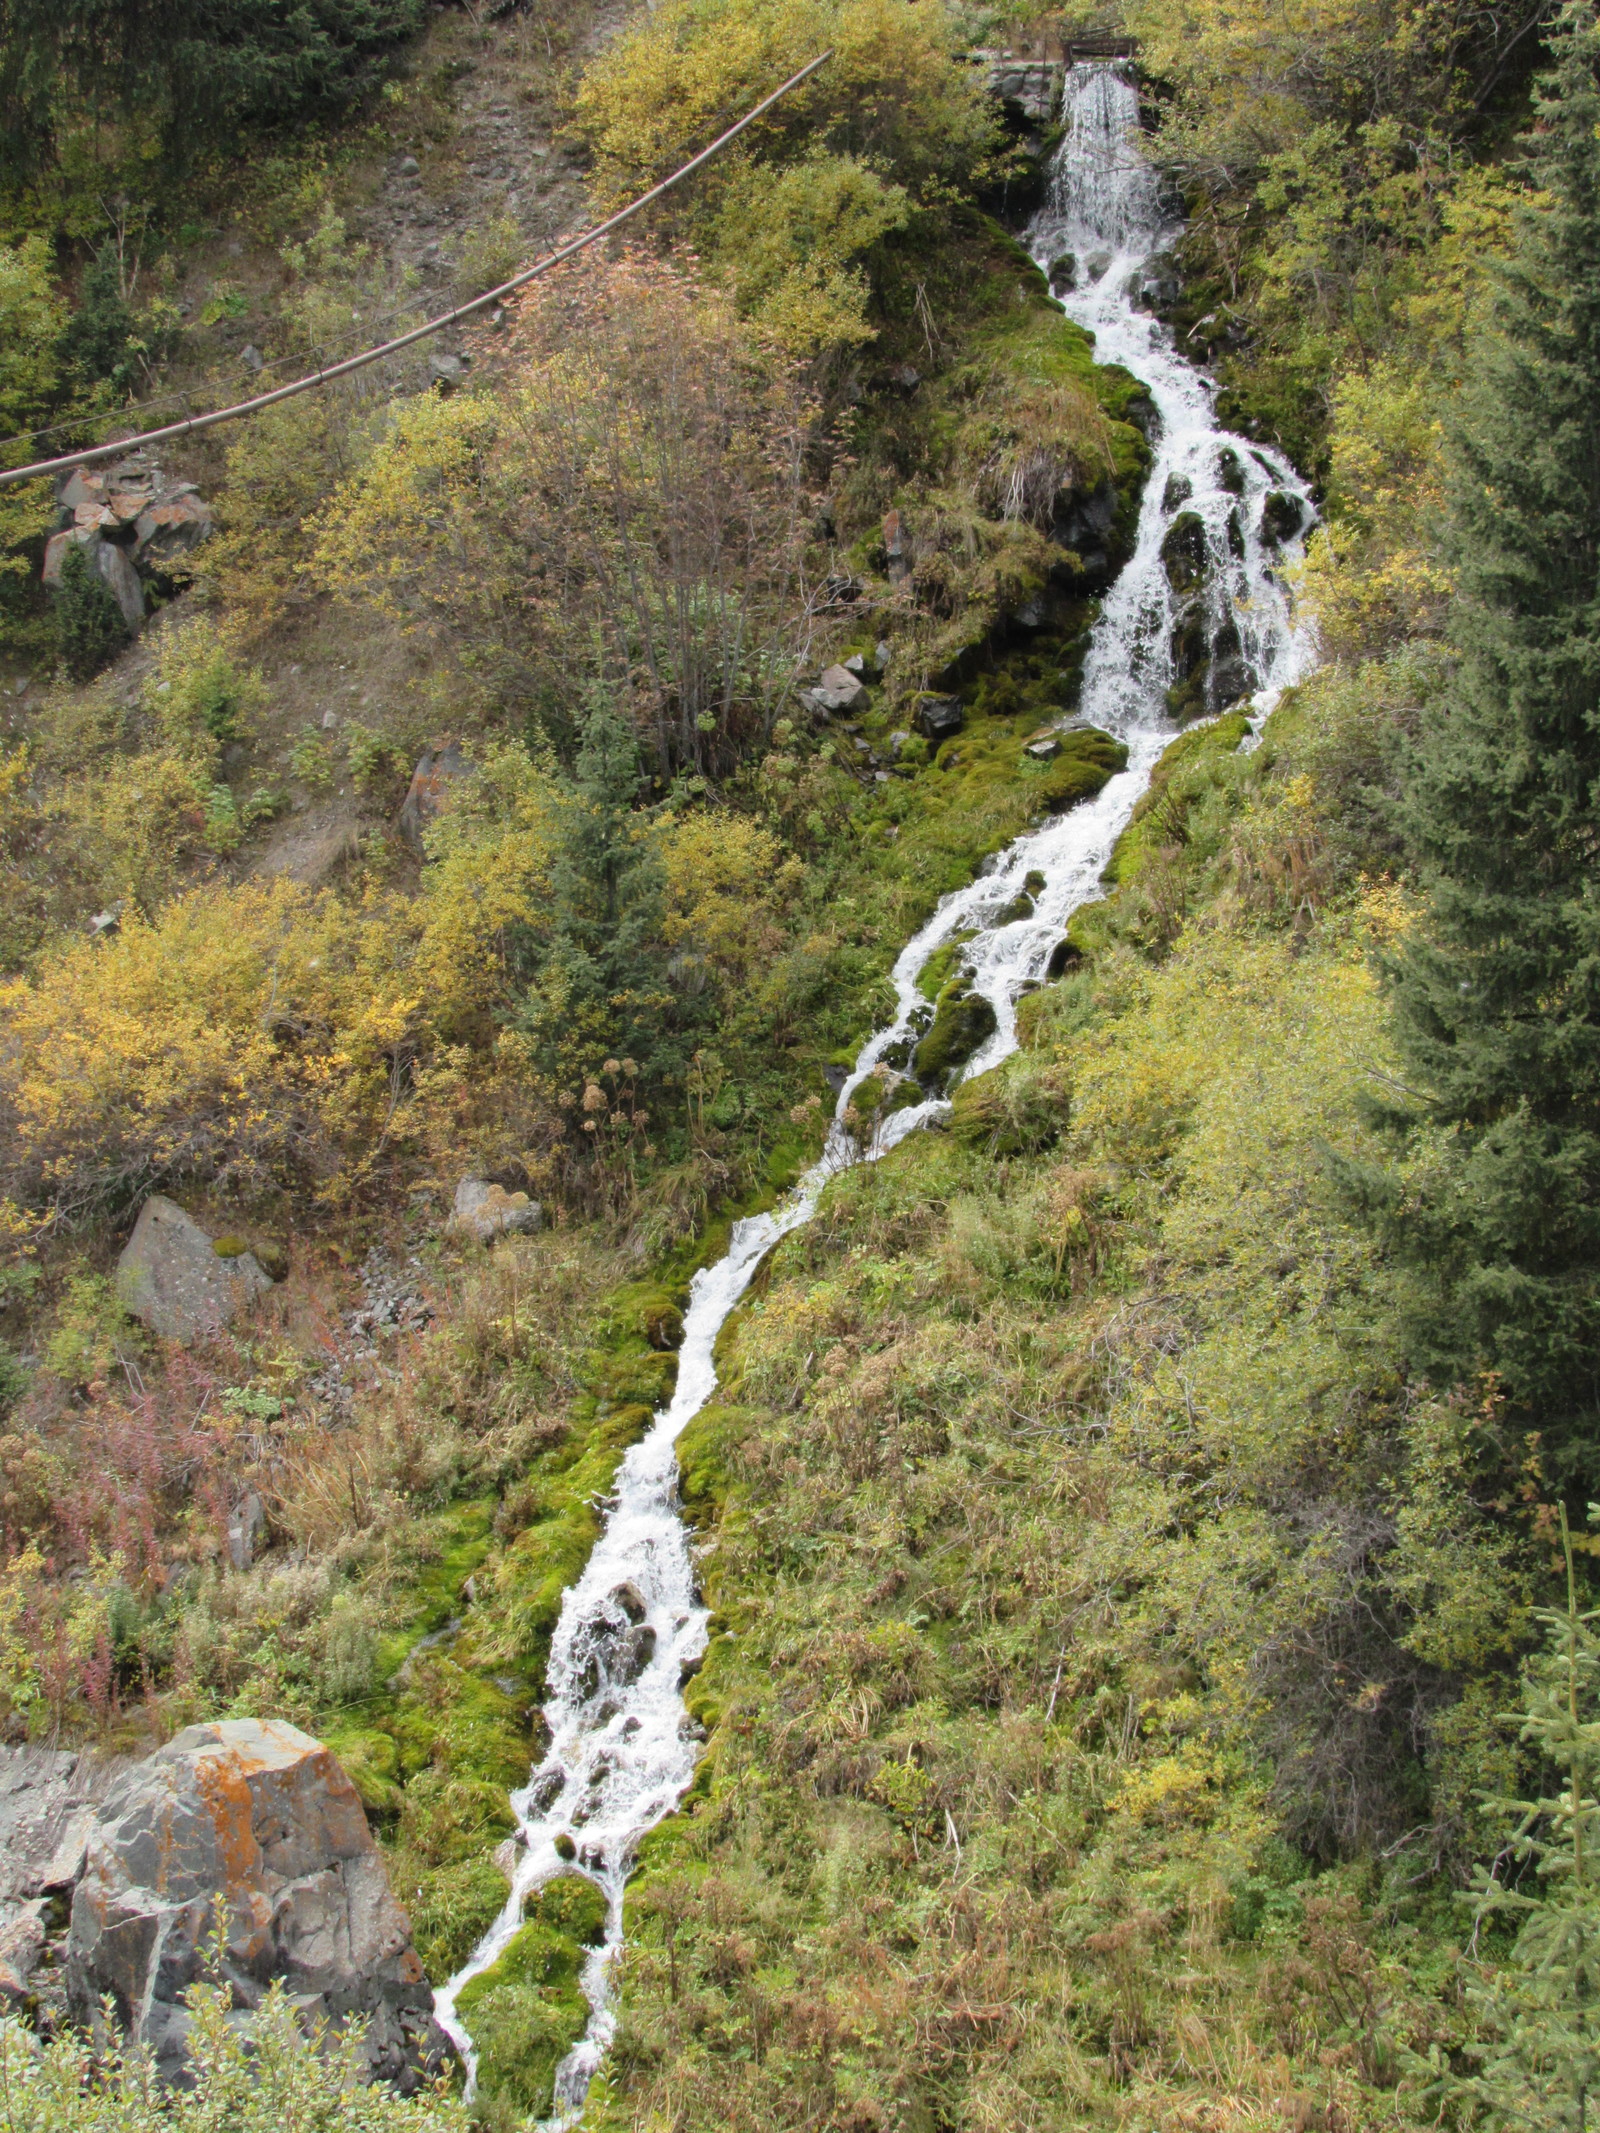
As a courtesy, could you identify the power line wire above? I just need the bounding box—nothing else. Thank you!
[0,50,832,491]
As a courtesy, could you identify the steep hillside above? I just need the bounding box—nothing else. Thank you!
[2,1,1599,2130]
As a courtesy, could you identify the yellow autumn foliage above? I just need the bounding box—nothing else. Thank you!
[573,0,993,204]
[661,808,802,989]
[0,745,565,1220]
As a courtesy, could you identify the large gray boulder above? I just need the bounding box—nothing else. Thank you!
[66,1719,449,2091]
[0,1745,112,2007]
[116,1197,274,1343]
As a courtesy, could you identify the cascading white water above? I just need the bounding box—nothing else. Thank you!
[432,60,1317,2122]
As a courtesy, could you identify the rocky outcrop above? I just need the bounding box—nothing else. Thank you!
[116,1197,275,1344]
[0,1746,114,2011]
[397,739,478,852]
[968,49,1063,123]
[66,1719,450,2091]
[451,1177,543,1243]
[41,453,214,637]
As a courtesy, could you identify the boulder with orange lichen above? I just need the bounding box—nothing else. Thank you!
[65,1719,450,2090]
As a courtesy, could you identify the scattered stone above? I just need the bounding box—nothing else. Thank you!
[889,362,921,393]
[1014,596,1045,629]
[1085,250,1113,282]
[815,663,869,713]
[429,352,470,389]
[87,908,120,938]
[1048,252,1077,293]
[1162,472,1193,514]
[321,708,339,730]
[451,1178,543,1243]
[912,694,964,742]
[874,639,892,671]
[66,1720,450,2091]
[398,155,421,176]
[116,1196,274,1344]
[240,344,264,372]
[397,737,478,851]
[1025,735,1061,761]
[611,1581,648,1625]
[842,652,867,676]
[227,1491,265,1572]
[1216,445,1247,496]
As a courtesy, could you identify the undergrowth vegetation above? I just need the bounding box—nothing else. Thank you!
[1,0,1599,2125]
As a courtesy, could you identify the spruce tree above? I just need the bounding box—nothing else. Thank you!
[1442,1511,1600,2130]
[518,696,681,1091]
[1370,1,1600,1476]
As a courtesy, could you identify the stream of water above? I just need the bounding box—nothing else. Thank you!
[431,59,1317,2122]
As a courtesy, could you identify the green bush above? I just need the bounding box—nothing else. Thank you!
[0,1980,467,2132]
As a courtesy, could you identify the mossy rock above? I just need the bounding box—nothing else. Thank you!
[913,981,998,1088]
[676,1401,759,1525]
[594,1349,676,1410]
[949,1055,1072,1157]
[915,932,973,1003]
[595,1399,658,1450]
[455,1882,607,2116]
[530,1872,609,1946]
[401,1852,511,1979]
[1031,727,1129,810]
[1106,711,1252,886]
[605,1282,685,1352]
[1161,511,1208,596]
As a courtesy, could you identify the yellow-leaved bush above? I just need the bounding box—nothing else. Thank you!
[0,745,565,1222]
[571,0,995,357]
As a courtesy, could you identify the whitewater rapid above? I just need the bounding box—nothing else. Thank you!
[431,59,1317,2123]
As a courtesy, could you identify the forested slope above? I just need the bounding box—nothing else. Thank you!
[0,0,1599,2128]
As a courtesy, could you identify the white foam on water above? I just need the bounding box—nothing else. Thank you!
[431,60,1318,2123]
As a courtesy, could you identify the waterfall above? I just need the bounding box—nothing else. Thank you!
[431,62,1317,2123]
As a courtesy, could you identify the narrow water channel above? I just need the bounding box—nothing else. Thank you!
[431,58,1318,2122]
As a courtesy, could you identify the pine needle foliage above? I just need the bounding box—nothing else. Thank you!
[1361,2,1600,1473]
[1441,1508,1600,2130]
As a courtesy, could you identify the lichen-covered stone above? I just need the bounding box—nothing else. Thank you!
[66,1719,450,2090]
[116,1197,274,1344]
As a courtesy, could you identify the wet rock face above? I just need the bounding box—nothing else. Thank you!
[66,1719,450,2091]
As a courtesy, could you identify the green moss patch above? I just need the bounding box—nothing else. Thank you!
[1106,711,1252,888]
[455,1875,609,2116]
